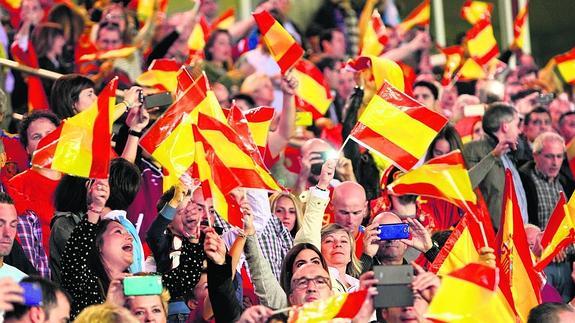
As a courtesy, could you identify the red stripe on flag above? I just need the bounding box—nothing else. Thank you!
[350,124,419,170]
[449,263,497,290]
[243,106,275,123]
[475,45,500,66]
[466,17,490,39]
[402,106,449,132]
[32,125,63,169]
[295,96,327,120]
[276,42,304,74]
[294,60,330,89]
[149,58,181,71]
[252,11,275,34]
[334,290,368,318]
[391,182,468,210]
[89,79,116,178]
[555,50,575,64]
[540,193,567,247]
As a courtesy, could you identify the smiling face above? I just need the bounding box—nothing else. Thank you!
[100,221,134,270]
[321,229,351,268]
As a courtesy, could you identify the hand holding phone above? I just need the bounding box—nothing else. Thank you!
[19,282,42,306]
[123,276,163,296]
[373,265,414,308]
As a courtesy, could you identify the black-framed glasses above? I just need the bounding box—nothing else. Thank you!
[291,276,331,292]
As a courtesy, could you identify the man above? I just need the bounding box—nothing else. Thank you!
[6,111,61,279]
[0,192,25,282]
[549,95,573,131]
[95,22,123,51]
[294,138,335,193]
[558,111,575,144]
[318,29,346,60]
[332,181,367,236]
[413,81,439,113]
[463,103,528,230]
[523,107,552,144]
[528,302,575,323]
[4,276,70,323]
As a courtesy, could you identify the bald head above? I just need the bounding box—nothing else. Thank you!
[372,212,402,225]
[301,138,332,156]
[331,181,367,235]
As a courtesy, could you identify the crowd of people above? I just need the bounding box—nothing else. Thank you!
[0,0,574,322]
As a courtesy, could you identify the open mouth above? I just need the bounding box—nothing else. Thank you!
[122,244,133,252]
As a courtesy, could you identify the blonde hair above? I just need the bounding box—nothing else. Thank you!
[320,223,362,278]
[240,73,272,95]
[269,192,303,235]
[124,288,171,316]
[75,303,139,323]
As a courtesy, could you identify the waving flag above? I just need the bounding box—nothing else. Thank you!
[535,192,575,271]
[211,8,235,30]
[78,46,137,62]
[388,150,477,210]
[348,80,448,171]
[513,2,529,49]
[457,58,487,81]
[136,58,181,93]
[440,46,464,86]
[288,290,367,323]
[346,55,405,93]
[31,78,118,179]
[253,10,304,74]
[455,115,483,143]
[360,10,388,56]
[554,48,575,85]
[10,41,49,111]
[461,0,493,25]
[397,0,430,34]
[497,170,542,322]
[135,0,168,21]
[465,18,499,65]
[243,106,274,157]
[292,59,333,119]
[188,16,211,57]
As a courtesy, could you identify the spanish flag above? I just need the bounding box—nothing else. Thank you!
[31,78,118,179]
[10,41,49,111]
[497,170,542,322]
[397,0,430,34]
[242,106,275,157]
[426,263,515,322]
[440,45,464,86]
[554,48,575,85]
[188,17,211,57]
[292,59,333,119]
[457,58,487,81]
[358,0,378,46]
[455,115,482,144]
[211,8,235,30]
[253,10,304,75]
[461,0,493,25]
[359,9,388,57]
[346,55,405,93]
[139,74,211,190]
[136,0,169,22]
[348,80,448,171]
[535,192,575,271]
[288,290,367,323]
[136,58,181,93]
[78,46,137,62]
[387,150,477,211]
[465,18,499,65]
[513,2,529,50]
[0,0,21,27]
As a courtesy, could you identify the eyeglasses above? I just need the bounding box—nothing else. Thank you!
[291,276,331,292]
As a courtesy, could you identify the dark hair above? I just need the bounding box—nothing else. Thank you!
[528,302,574,323]
[482,103,516,136]
[48,3,85,44]
[319,28,341,52]
[96,21,122,41]
[230,93,256,110]
[87,219,123,294]
[204,29,231,63]
[413,80,439,100]
[315,57,337,72]
[0,192,14,205]
[559,111,575,127]
[50,74,95,119]
[18,110,61,150]
[4,276,66,320]
[279,243,328,293]
[425,123,464,161]
[524,106,551,125]
[106,158,141,211]
[31,22,64,58]
[54,175,89,213]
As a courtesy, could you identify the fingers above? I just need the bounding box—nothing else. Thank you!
[412,261,426,275]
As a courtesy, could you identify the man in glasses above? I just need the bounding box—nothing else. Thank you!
[288,263,334,306]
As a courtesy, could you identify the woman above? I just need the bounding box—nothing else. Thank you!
[320,223,361,292]
[125,289,170,323]
[269,192,303,237]
[75,303,139,323]
[50,74,96,119]
[30,22,69,100]
[61,179,204,318]
[201,29,244,89]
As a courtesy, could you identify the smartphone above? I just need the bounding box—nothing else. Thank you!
[378,223,410,240]
[144,92,173,109]
[537,93,555,106]
[374,265,414,308]
[20,282,43,306]
[123,276,163,296]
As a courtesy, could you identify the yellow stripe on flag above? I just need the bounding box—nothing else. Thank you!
[467,24,497,60]
[136,70,179,93]
[358,95,438,160]
[188,24,206,51]
[436,228,479,276]
[459,59,486,80]
[264,22,294,61]
[292,69,331,115]
[247,121,271,148]
[557,59,575,84]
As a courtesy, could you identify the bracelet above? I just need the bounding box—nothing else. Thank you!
[88,204,104,214]
[128,129,143,138]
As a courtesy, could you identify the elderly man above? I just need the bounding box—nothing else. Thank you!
[463,103,528,230]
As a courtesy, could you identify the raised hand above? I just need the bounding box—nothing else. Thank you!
[400,217,432,253]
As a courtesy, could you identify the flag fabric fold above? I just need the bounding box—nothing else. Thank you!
[136,58,181,93]
[187,16,211,57]
[360,9,388,57]
[78,46,137,62]
[457,58,487,81]
[348,80,448,171]
[513,2,529,49]
[461,0,493,25]
[292,59,333,119]
[535,192,575,271]
[346,55,405,93]
[440,45,464,86]
[288,290,367,323]
[211,8,235,30]
[397,0,430,34]
[553,48,575,85]
[465,18,499,66]
[31,78,118,179]
[253,10,304,74]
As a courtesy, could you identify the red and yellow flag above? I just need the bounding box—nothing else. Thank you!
[455,115,483,144]
[187,16,211,57]
[513,2,529,49]
[139,74,211,190]
[461,0,493,25]
[135,0,168,22]
[497,170,542,322]
[288,290,367,323]
[136,58,181,93]
[253,10,304,74]
[554,48,575,85]
[211,8,235,30]
[10,41,49,111]
[387,150,477,211]
[457,58,487,81]
[360,9,388,57]
[346,55,405,93]
[535,192,575,271]
[440,45,464,86]
[31,78,118,179]
[78,46,137,62]
[348,80,448,171]
[465,18,499,65]
[242,106,275,157]
[397,0,430,34]
[292,59,333,119]
[427,263,515,322]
